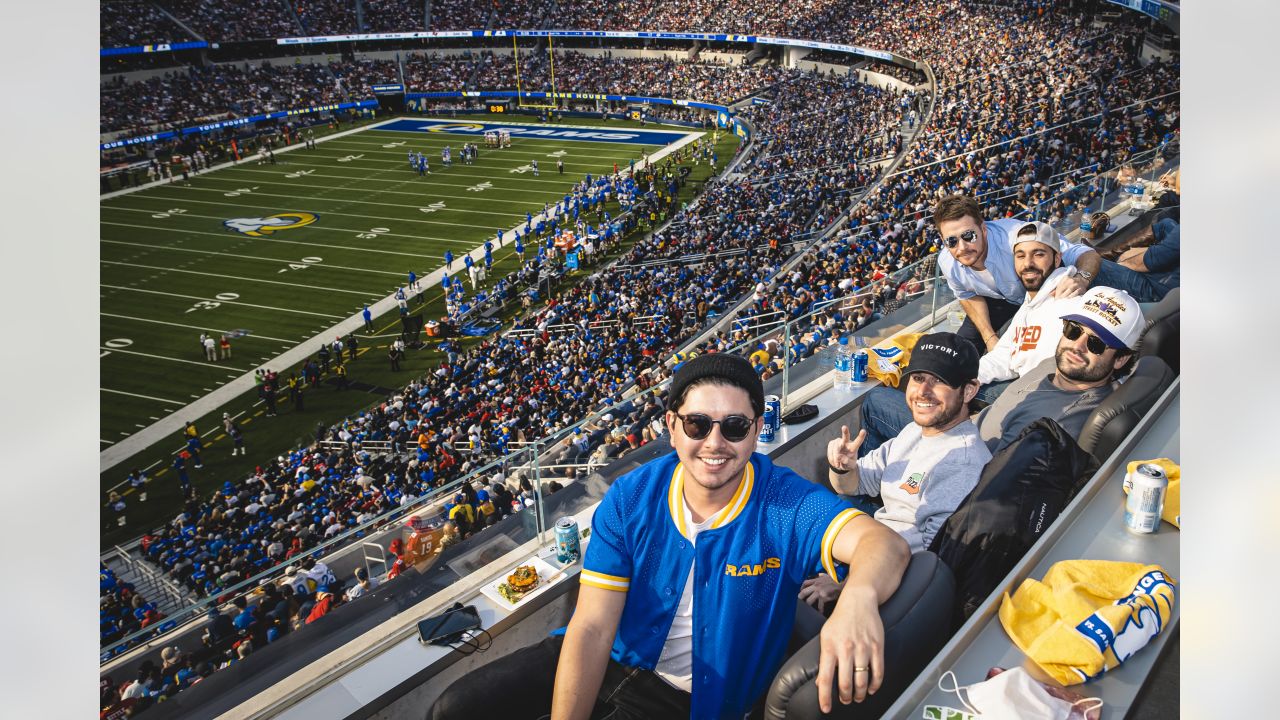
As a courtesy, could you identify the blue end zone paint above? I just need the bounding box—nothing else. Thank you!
[376,119,693,145]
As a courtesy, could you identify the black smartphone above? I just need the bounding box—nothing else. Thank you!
[417,605,481,646]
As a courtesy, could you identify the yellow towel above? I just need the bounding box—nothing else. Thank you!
[1122,458,1180,528]
[867,332,923,388]
[999,560,1177,686]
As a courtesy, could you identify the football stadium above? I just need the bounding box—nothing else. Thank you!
[98,1,1183,718]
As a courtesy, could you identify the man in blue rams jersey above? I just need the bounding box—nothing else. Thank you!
[430,354,908,720]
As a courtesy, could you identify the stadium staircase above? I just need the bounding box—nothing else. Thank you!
[423,0,432,30]
[103,544,198,619]
[153,3,206,43]
[280,0,309,36]
[356,0,365,32]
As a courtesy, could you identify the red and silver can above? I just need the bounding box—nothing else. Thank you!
[1123,463,1168,534]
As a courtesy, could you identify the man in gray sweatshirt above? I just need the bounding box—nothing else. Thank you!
[803,332,991,613]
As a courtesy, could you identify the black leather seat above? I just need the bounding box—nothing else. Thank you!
[1138,288,1179,375]
[1076,355,1175,462]
[762,552,955,719]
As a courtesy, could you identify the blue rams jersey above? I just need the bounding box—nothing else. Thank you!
[578,451,861,719]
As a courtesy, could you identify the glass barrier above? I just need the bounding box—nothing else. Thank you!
[105,135,1180,663]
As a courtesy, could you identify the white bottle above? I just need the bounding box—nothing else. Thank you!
[833,336,853,392]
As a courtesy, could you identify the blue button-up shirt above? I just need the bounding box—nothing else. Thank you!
[939,218,1093,302]
[574,452,861,719]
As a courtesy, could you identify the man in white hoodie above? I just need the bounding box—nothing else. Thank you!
[858,221,1079,453]
[975,221,1078,395]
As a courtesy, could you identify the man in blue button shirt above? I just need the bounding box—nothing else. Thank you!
[430,354,909,720]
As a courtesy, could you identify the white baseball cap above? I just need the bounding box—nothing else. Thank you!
[1059,287,1145,350]
[1013,221,1060,251]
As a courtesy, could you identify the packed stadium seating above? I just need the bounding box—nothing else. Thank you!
[99,1,1179,713]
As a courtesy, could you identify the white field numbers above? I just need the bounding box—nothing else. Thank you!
[337,154,365,163]
[223,186,258,197]
[151,208,188,219]
[185,292,240,313]
[467,181,493,192]
[420,201,446,214]
[284,170,315,179]
[102,337,133,358]
[356,228,390,240]
[278,257,323,274]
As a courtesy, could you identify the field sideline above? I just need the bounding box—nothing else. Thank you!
[99,114,739,542]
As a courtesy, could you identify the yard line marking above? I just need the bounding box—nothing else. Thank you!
[168,180,526,217]
[100,221,447,258]
[101,439,114,445]
[100,285,346,319]
[228,156,607,188]
[101,387,187,406]
[102,207,475,246]
[109,194,534,230]
[101,239,406,277]
[100,313,302,344]
[100,259,380,296]
[201,167,573,201]
[101,346,252,371]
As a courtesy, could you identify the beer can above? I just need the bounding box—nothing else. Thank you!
[555,517,581,564]
[851,350,869,383]
[759,404,777,443]
[1123,463,1168,534]
[765,395,782,432]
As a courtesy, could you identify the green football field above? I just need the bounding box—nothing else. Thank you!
[100,115,739,543]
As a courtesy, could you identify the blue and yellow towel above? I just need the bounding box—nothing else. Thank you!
[999,560,1177,686]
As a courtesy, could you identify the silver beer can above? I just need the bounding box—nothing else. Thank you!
[1123,463,1168,534]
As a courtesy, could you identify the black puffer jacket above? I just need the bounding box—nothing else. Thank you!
[929,418,1100,629]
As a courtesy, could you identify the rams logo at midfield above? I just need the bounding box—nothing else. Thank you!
[425,123,485,133]
[224,212,318,237]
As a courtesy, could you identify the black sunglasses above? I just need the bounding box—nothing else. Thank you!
[943,228,979,249]
[1061,319,1110,355]
[674,412,756,442]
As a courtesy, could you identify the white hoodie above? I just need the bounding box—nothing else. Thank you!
[977,266,1075,385]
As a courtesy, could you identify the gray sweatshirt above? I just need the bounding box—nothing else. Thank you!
[855,420,992,552]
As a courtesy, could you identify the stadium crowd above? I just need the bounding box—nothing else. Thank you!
[101,62,341,135]
[102,54,794,134]
[471,50,789,101]
[428,0,493,31]
[157,0,301,43]
[363,0,427,32]
[101,1,1179,714]
[295,0,358,35]
[101,1,194,47]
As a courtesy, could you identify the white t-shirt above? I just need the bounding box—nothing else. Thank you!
[653,506,715,692]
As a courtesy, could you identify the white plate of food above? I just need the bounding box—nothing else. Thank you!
[479,555,564,611]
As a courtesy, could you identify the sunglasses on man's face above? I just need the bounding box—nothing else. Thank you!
[674,412,756,442]
[1061,319,1111,355]
[943,228,979,249]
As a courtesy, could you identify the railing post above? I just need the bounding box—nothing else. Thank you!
[930,252,941,327]
[781,319,791,413]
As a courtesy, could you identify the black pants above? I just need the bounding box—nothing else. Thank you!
[956,296,1021,350]
[427,635,690,720]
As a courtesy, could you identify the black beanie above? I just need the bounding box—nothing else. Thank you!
[668,353,764,416]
